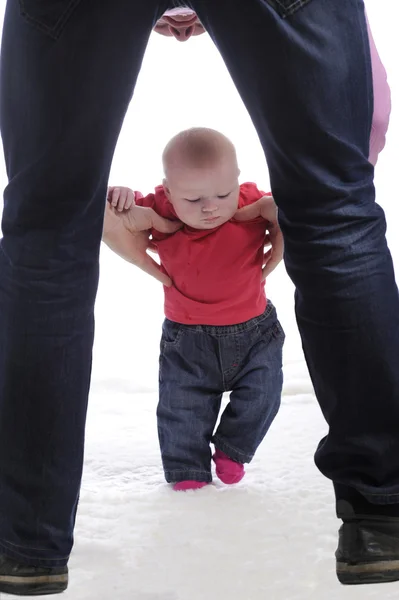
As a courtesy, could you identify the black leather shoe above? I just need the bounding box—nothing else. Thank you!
[0,554,68,596]
[336,499,399,585]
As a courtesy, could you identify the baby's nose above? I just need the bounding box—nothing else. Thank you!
[202,202,218,213]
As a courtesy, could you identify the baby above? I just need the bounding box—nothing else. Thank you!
[103,127,285,490]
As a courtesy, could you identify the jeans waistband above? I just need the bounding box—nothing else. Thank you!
[165,301,275,337]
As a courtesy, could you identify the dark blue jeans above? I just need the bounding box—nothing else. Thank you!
[1,0,399,567]
[158,303,284,483]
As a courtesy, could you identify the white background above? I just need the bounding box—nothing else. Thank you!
[1,2,398,598]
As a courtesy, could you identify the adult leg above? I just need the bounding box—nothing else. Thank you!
[0,0,168,570]
[193,0,399,584]
[193,0,399,508]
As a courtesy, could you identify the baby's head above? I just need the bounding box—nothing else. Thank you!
[162,128,240,230]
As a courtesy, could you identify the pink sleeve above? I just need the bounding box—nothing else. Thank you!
[367,14,391,166]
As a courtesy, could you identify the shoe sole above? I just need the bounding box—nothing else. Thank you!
[0,573,68,596]
[337,559,399,585]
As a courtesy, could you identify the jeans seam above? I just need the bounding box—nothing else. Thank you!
[273,0,312,18]
[161,325,184,347]
[222,335,241,384]
[218,336,227,391]
[19,0,82,40]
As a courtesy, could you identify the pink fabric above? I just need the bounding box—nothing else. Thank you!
[163,8,196,17]
[367,15,391,166]
[213,450,245,485]
[173,481,209,491]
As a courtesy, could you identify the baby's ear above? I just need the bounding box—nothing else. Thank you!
[163,179,172,200]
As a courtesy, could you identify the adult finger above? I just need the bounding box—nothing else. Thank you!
[262,248,272,268]
[261,251,279,280]
[140,253,172,287]
[148,240,159,254]
[261,242,284,280]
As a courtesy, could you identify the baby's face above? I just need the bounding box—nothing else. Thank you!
[164,160,240,230]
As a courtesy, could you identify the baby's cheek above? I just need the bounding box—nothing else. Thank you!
[173,203,197,226]
[227,200,239,217]
[184,204,198,217]
[170,202,185,220]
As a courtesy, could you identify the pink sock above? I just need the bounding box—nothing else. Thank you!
[213,449,245,484]
[173,481,209,492]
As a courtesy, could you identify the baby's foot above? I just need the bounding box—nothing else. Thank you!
[213,449,245,484]
[173,481,209,492]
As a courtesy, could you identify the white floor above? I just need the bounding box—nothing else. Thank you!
[2,1,399,598]
[68,386,398,600]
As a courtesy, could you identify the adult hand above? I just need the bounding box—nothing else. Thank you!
[234,195,284,280]
[102,201,181,286]
[154,9,205,41]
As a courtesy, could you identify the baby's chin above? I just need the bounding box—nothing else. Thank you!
[192,216,230,230]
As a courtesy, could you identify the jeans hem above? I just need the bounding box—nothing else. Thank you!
[334,481,399,506]
[358,492,399,504]
[213,436,253,464]
[165,470,212,483]
[0,540,69,568]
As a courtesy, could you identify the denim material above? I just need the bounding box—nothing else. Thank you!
[1,0,399,566]
[157,303,284,482]
[193,0,399,504]
[0,0,170,567]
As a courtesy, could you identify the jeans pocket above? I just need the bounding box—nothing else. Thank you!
[159,324,185,385]
[161,319,184,347]
[264,0,313,18]
[272,319,286,343]
[19,0,81,39]
[255,305,285,345]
